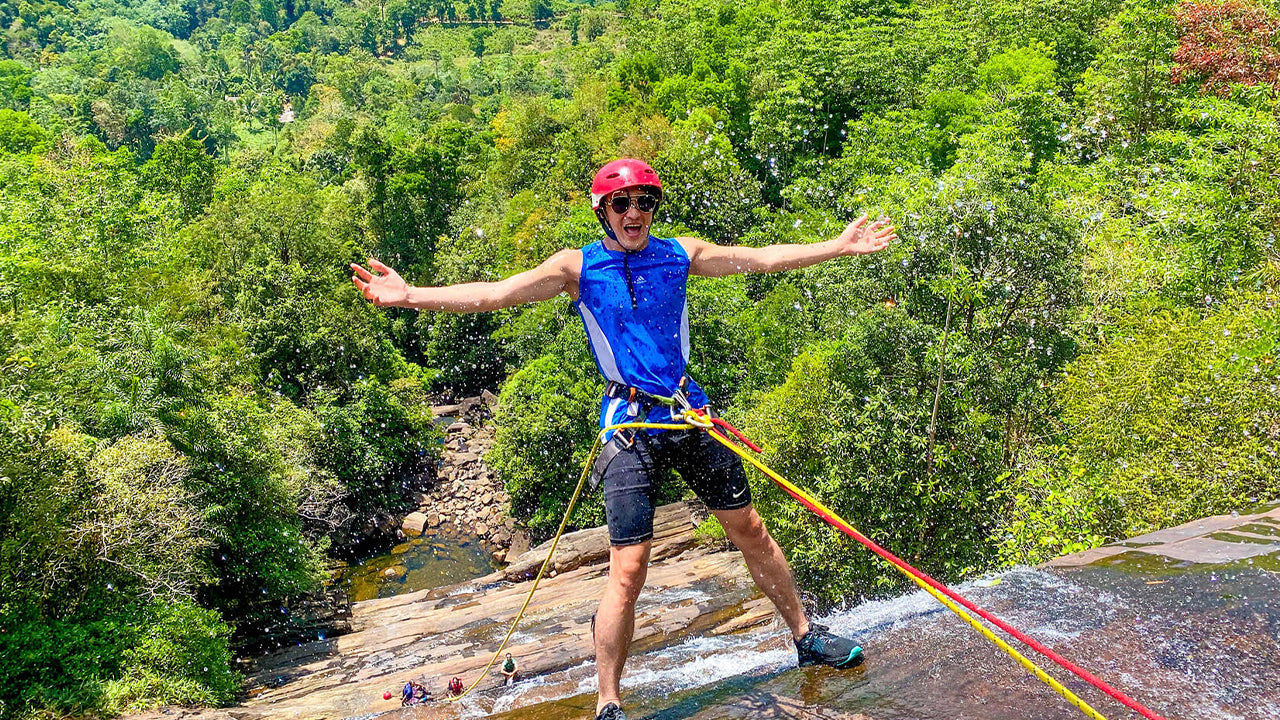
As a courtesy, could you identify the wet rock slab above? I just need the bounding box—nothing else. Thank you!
[213,502,764,720]
[484,504,1280,720]
[128,504,1280,720]
[1047,502,1280,571]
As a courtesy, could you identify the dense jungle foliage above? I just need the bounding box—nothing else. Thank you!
[1,0,1278,713]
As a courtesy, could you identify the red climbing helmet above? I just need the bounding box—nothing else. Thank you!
[590,158,663,209]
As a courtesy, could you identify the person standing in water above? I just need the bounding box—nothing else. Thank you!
[352,158,896,720]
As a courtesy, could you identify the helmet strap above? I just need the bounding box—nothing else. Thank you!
[595,206,617,240]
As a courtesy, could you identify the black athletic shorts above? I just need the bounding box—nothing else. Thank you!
[595,428,751,546]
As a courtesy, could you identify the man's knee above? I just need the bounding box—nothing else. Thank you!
[607,542,651,601]
[715,506,772,550]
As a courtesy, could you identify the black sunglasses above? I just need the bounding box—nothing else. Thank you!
[609,193,659,214]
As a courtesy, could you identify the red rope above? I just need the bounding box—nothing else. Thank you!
[705,420,1168,720]
[711,417,762,452]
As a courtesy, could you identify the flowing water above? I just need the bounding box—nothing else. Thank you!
[426,557,1278,720]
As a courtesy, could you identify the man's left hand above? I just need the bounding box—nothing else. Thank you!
[835,214,896,255]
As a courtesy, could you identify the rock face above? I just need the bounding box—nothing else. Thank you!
[124,504,1280,720]
[211,501,764,720]
[416,396,517,559]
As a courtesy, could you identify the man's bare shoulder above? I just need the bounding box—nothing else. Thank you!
[546,247,584,278]
[675,236,710,256]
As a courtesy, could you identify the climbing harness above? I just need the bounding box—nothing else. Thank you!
[442,408,1168,720]
[602,377,694,413]
[590,379,699,488]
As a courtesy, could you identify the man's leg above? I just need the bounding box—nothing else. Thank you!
[712,504,809,640]
[594,540,651,715]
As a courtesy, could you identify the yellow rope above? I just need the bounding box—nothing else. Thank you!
[444,414,1109,720]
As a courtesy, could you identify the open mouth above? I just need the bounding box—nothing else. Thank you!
[622,222,644,236]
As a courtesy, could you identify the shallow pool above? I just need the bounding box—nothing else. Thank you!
[339,527,499,602]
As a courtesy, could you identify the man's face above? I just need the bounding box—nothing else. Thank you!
[602,188,658,250]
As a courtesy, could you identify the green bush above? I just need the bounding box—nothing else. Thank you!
[0,602,238,718]
[313,375,441,516]
[0,110,47,155]
[1045,294,1280,536]
[102,601,240,711]
[992,446,1121,566]
[489,341,607,539]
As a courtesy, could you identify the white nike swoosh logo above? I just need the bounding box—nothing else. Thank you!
[731,486,747,499]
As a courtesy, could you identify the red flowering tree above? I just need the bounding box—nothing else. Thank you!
[1172,0,1280,96]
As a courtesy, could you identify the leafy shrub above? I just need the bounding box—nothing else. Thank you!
[1049,294,1280,534]
[992,446,1121,566]
[0,110,47,154]
[488,337,607,539]
[313,375,440,516]
[102,601,240,711]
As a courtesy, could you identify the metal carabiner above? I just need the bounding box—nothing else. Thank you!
[671,387,693,412]
[672,375,693,412]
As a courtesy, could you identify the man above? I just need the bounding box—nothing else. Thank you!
[501,652,519,686]
[352,158,895,720]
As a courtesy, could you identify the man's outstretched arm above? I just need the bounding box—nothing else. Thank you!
[680,214,896,278]
[351,249,581,312]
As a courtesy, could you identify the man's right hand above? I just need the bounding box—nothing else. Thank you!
[351,258,409,308]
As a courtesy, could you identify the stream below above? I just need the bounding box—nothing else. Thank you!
[339,527,499,603]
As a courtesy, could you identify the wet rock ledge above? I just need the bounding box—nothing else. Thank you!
[125,503,1280,720]
[220,502,769,720]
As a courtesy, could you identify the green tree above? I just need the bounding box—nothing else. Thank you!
[583,9,606,41]
[142,135,217,221]
[529,0,554,27]
[1047,295,1280,536]
[470,26,492,57]
[0,60,34,109]
[741,314,1008,601]
[977,44,1068,169]
[103,601,240,710]
[654,111,764,241]
[1078,0,1183,149]
[488,341,611,539]
[229,0,252,23]
[113,27,182,80]
[567,10,581,45]
[0,108,48,154]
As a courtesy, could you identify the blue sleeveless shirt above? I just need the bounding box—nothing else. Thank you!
[575,236,709,437]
